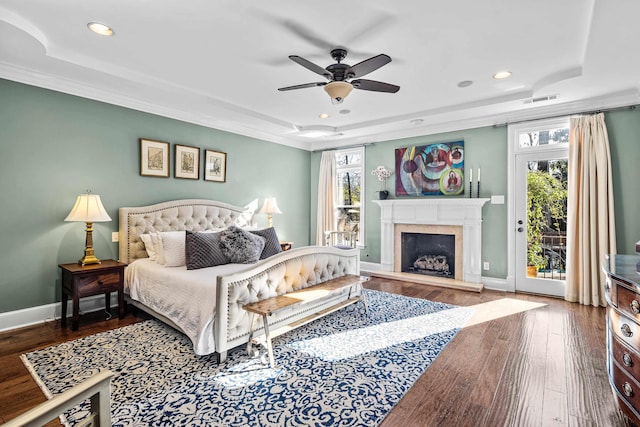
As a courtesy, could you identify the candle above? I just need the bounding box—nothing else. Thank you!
[469,168,473,183]
[477,168,481,183]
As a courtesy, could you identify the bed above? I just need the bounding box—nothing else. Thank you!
[118,199,360,363]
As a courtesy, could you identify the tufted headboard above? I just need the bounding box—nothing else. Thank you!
[118,199,250,264]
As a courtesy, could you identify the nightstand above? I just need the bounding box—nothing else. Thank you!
[59,259,127,330]
[280,241,293,251]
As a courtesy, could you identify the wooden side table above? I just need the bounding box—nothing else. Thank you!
[279,241,293,251]
[59,259,127,330]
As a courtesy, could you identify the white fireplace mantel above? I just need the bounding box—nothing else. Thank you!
[373,198,490,284]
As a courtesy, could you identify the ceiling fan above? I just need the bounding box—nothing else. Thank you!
[278,48,400,104]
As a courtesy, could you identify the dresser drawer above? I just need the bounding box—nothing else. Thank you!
[76,272,122,296]
[618,284,640,322]
[609,308,640,353]
[610,328,640,381]
[611,360,640,416]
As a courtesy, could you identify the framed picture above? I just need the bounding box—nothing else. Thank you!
[204,150,227,182]
[175,144,200,179]
[140,138,170,177]
[395,140,465,196]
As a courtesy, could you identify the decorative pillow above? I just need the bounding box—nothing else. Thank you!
[250,227,282,259]
[160,231,187,267]
[219,226,266,264]
[185,231,228,270]
[140,233,157,261]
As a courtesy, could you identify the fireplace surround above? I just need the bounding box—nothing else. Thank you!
[373,198,489,289]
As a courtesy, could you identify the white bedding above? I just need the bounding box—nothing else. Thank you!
[125,259,249,355]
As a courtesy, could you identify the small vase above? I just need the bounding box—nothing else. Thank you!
[379,190,389,200]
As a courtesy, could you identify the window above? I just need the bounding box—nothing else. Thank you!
[517,124,569,149]
[334,147,364,246]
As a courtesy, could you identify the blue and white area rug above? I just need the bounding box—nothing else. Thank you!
[22,290,473,426]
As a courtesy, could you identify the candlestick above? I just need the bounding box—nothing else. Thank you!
[469,168,473,198]
[477,180,481,198]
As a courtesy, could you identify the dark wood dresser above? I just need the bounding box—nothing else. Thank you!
[604,253,640,424]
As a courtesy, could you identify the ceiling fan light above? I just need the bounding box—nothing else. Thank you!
[324,81,353,104]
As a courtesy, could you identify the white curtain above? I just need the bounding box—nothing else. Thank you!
[316,151,336,245]
[565,113,616,306]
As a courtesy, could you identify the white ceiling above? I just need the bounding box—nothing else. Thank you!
[1,0,639,151]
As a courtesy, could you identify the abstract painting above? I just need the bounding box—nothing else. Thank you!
[395,140,464,196]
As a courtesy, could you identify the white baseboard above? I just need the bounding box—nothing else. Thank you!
[482,277,510,292]
[0,294,120,332]
[360,261,382,274]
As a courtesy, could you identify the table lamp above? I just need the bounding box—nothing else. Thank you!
[65,193,112,265]
[259,197,282,228]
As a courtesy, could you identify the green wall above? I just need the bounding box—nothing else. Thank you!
[2,76,639,315]
[606,108,640,253]
[311,108,640,280]
[0,79,310,313]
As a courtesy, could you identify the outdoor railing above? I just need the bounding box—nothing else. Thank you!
[539,231,566,280]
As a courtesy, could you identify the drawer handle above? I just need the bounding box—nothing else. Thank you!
[623,353,634,367]
[624,382,634,397]
[98,280,104,285]
[605,279,611,292]
[632,300,640,314]
[622,324,633,338]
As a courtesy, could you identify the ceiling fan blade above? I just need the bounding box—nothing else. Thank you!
[278,82,327,91]
[346,54,391,78]
[352,79,400,93]
[289,56,333,79]
[281,21,335,51]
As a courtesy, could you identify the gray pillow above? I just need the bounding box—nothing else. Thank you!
[185,230,228,270]
[219,226,266,264]
[250,227,282,259]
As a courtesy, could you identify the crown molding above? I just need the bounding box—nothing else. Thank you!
[2,61,638,153]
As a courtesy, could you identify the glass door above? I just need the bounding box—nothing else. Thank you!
[510,119,569,297]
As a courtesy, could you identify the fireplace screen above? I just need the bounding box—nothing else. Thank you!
[401,232,455,278]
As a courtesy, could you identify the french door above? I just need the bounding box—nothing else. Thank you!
[509,118,569,297]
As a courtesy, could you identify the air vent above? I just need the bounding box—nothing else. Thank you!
[523,94,559,104]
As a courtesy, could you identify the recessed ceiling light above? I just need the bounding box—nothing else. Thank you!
[493,70,512,79]
[319,113,330,119]
[87,22,114,36]
[457,80,473,88]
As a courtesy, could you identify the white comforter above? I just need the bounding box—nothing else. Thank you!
[124,259,249,355]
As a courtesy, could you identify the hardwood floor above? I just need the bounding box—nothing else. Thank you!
[0,277,633,426]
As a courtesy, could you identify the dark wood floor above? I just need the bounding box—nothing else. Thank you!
[0,277,633,426]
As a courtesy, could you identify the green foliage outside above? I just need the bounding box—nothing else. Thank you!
[527,167,567,270]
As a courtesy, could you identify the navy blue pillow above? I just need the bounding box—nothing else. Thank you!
[250,227,282,259]
[185,231,227,270]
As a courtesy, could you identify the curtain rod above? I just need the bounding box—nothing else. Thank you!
[492,104,637,128]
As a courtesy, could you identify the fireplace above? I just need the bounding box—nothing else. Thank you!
[373,198,488,287]
[395,223,463,281]
[401,233,455,277]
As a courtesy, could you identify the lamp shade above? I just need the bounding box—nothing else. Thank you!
[259,197,282,215]
[324,81,353,104]
[65,194,112,222]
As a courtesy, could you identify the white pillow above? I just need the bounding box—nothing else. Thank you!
[160,231,186,267]
[149,232,164,264]
[140,233,158,261]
